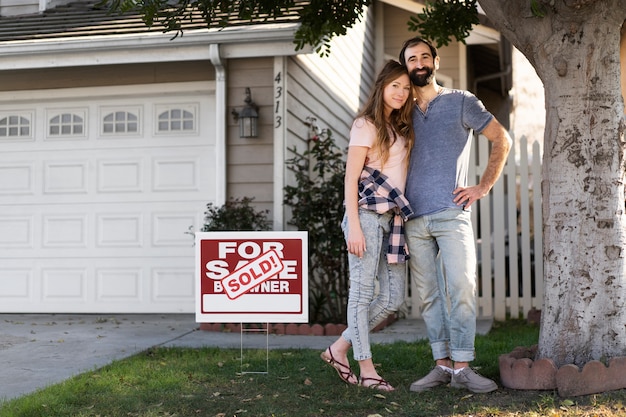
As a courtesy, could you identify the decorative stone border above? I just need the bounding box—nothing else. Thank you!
[499,344,626,396]
[499,345,557,391]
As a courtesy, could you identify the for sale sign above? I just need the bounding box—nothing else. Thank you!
[195,231,308,323]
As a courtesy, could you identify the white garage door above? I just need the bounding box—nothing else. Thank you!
[0,82,216,313]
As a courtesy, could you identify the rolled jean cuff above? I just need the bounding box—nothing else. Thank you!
[340,330,352,345]
[451,349,475,363]
[431,341,450,361]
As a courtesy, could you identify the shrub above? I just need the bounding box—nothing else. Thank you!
[199,197,271,231]
[283,119,349,324]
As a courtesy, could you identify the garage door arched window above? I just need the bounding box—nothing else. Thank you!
[49,113,85,137]
[0,115,31,138]
[102,110,139,135]
[156,107,196,134]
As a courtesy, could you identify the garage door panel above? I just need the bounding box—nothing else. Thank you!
[96,267,143,302]
[0,267,32,300]
[0,214,35,249]
[0,148,215,203]
[42,267,89,302]
[0,83,215,313]
[0,162,34,195]
[0,203,200,255]
[44,160,89,194]
[0,257,195,313]
[43,214,88,248]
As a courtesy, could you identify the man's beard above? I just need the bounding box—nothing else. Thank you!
[409,67,434,87]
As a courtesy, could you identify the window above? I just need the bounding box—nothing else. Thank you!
[102,111,139,135]
[0,115,30,138]
[157,109,195,133]
[49,113,84,136]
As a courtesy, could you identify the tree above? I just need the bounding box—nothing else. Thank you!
[103,0,626,370]
[478,0,626,369]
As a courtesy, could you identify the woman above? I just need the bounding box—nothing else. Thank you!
[320,60,415,392]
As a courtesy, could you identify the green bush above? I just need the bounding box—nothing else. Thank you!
[283,119,349,324]
[199,197,271,231]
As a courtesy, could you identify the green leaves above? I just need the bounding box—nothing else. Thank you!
[283,118,349,323]
[407,0,480,47]
[199,197,271,232]
[530,0,547,18]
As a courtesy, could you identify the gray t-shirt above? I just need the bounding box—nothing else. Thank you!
[405,88,493,218]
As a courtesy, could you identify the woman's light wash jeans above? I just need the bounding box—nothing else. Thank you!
[405,208,477,363]
[341,208,407,361]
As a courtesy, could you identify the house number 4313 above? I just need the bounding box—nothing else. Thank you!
[274,71,283,128]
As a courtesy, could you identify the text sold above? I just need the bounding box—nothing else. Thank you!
[221,250,284,300]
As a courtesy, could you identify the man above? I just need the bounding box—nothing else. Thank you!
[399,36,512,393]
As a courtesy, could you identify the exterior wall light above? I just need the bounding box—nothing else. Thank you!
[231,87,259,138]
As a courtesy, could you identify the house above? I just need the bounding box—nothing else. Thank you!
[0,0,541,314]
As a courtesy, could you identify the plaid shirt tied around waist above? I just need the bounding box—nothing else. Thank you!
[358,166,414,263]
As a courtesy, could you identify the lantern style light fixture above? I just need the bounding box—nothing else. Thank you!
[231,87,259,138]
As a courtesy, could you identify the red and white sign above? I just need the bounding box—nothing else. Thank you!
[195,231,308,323]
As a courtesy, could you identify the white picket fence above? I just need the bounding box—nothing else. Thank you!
[406,134,544,321]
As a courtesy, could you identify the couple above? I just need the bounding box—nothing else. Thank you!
[320,36,512,393]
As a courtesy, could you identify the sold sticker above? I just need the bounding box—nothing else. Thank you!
[221,249,284,300]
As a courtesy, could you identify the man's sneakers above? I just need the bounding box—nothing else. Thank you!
[410,366,497,393]
[409,366,451,392]
[451,367,498,393]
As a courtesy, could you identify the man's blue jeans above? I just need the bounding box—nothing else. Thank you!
[341,209,407,361]
[405,208,477,363]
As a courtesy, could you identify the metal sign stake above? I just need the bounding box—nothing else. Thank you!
[239,323,269,375]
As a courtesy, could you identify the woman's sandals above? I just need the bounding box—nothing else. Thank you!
[358,376,395,392]
[320,347,357,385]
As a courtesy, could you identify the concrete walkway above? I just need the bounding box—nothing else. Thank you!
[0,314,492,401]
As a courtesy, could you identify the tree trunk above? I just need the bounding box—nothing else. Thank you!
[621,21,626,115]
[478,0,626,368]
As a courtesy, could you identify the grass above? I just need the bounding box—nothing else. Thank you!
[1,320,626,417]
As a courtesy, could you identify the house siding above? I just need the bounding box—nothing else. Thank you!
[0,0,76,16]
[290,5,376,144]
[226,58,275,216]
[383,4,412,60]
[0,0,38,16]
[282,6,376,230]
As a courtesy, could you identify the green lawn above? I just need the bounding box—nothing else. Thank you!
[1,320,625,417]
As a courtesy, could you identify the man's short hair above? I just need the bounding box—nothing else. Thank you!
[399,36,438,66]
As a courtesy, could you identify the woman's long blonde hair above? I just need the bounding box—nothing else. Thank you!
[356,59,415,168]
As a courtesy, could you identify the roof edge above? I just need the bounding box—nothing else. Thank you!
[0,23,303,70]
